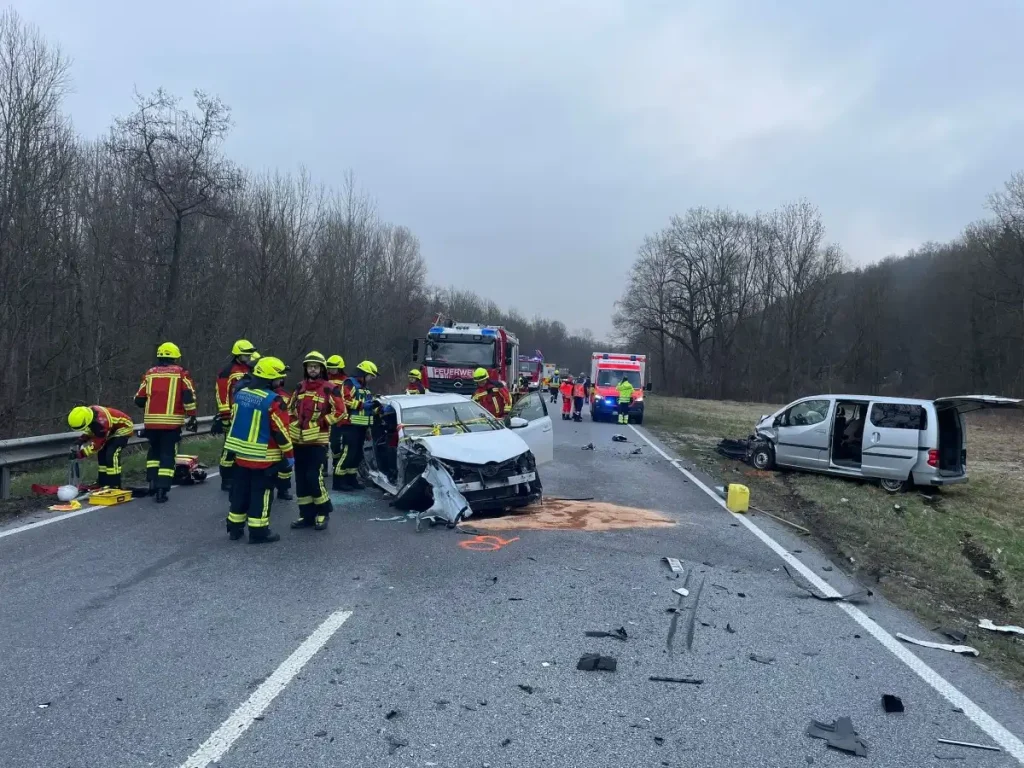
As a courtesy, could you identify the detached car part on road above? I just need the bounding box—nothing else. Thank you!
[361,392,554,522]
[749,393,1022,492]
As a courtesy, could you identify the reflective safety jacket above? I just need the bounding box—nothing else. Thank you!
[287,378,345,444]
[340,377,374,426]
[216,361,251,420]
[75,405,134,458]
[473,380,512,418]
[616,380,635,403]
[134,364,197,429]
[225,387,294,469]
[559,381,572,399]
[405,381,426,395]
[327,371,346,387]
[572,382,586,399]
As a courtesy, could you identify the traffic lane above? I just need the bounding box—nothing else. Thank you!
[0,480,372,768]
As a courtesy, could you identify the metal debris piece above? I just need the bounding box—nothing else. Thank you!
[581,443,595,451]
[749,654,775,665]
[386,736,409,755]
[783,565,872,602]
[684,576,706,651]
[978,618,1024,637]
[805,717,868,757]
[672,587,689,597]
[750,506,811,535]
[663,557,684,573]
[882,694,904,713]
[371,515,406,522]
[517,684,534,694]
[649,676,703,685]
[896,633,979,656]
[612,434,628,442]
[584,627,628,642]
[936,738,1001,752]
[577,654,617,671]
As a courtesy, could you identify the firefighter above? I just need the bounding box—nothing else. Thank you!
[273,373,294,501]
[472,367,512,419]
[335,360,378,491]
[67,405,135,488]
[134,342,198,503]
[325,354,347,479]
[572,376,587,422]
[213,339,257,493]
[224,356,293,543]
[288,351,345,530]
[616,374,635,424]
[406,368,426,394]
[559,376,573,420]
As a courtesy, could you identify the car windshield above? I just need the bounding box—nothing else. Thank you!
[425,340,495,367]
[402,401,502,436]
[597,369,641,387]
[518,362,535,373]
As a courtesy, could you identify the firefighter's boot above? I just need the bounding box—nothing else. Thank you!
[277,487,294,501]
[249,528,281,544]
[291,517,315,529]
[155,488,169,504]
[314,515,329,531]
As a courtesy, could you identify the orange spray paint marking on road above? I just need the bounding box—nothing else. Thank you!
[458,535,520,552]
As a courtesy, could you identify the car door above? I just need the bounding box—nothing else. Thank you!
[860,401,924,480]
[508,392,554,465]
[773,398,832,469]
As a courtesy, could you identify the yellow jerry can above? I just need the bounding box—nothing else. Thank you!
[726,483,749,513]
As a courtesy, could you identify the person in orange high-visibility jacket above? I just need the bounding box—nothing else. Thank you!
[472,367,512,419]
[334,361,378,491]
[288,351,346,530]
[559,377,573,420]
[213,339,257,492]
[134,341,198,503]
[224,356,294,544]
[67,405,135,488]
[572,378,586,422]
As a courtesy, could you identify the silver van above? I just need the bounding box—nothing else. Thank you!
[749,394,1021,492]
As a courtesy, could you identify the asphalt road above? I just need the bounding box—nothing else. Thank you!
[2,399,1023,767]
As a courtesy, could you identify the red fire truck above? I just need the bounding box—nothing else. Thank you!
[517,352,544,391]
[412,320,520,395]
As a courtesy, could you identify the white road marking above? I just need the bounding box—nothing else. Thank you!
[179,609,353,768]
[629,423,1024,763]
[0,472,221,540]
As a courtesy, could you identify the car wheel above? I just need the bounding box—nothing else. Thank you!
[750,444,774,471]
[879,478,908,494]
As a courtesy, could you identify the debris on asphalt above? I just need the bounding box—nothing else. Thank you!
[936,738,1001,752]
[784,565,873,603]
[736,592,747,598]
[654,736,665,745]
[585,627,628,641]
[748,654,775,665]
[577,654,617,671]
[549,496,595,502]
[672,587,689,597]
[882,694,904,713]
[486,576,498,586]
[37,703,50,709]
[684,576,706,651]
[938,628,967,644]
[630,447,642,455]
[371,515,406,522]
[649,676,703,685]
[385,709,400,720]
[508,597,523,601]
[386,736,409,755]
[517,684,534,694]
[896,633,979,656]
[978,618,1024,637]
[663,557,685,573]
[822,566,833,572]
[314,729,327,738]
[711,583,730,593]
[726,623,736,634]
[612,434,628,442]
[581,443,595,451]
[500,738,512,747]
[805,717,868,757]
[932,755,966,761]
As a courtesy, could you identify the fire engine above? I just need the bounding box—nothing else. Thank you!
[589,352,649,424]
[517,352,544,391]
[412,319,520,395]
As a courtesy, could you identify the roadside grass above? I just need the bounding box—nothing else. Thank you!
[645,395,1024,687]
[0,435,222,524]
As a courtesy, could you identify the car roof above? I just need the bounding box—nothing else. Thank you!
[381,393,474,408]
[797,394,934,406]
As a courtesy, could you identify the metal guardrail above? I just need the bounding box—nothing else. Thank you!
[0,416,215,499]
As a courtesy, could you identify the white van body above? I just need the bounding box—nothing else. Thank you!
[752,394,1021,491]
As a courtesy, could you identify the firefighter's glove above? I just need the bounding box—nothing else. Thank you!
[186,416,199,433]
[210,418,224,436]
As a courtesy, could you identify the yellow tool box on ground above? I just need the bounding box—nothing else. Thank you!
[89,488,133,506]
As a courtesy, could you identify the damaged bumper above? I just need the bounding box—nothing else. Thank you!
[455,471,537,493]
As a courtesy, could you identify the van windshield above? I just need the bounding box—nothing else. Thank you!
[597,369,641,387]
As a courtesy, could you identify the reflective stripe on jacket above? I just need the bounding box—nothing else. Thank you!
[134,365,197,429]
[225,387,293,465]
[216,361,250,418]
[473,381,512,418]
[288,379,345,444]
[616,380,635,403]
[342,377,374,426]
[78,405,134,457]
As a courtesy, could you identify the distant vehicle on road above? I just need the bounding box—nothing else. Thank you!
[518,352,544,391]
[589,352,650,424]
[750,393,1022,492]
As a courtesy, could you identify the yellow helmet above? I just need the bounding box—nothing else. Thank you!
[253,356,288,380]
[408,369,422,380]
[249,351,262,362]
[68,405,94,430]
[303,351,327,366]
[473,367,489,382]
[326,354,345,370]
[232,339,256,356]
[156,341,181,359]
[356,360,378,376]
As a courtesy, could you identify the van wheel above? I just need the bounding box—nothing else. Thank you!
[879,478,908,494]
[750,444,774,471]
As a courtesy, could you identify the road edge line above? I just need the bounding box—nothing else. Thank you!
[629,423,1024,763]
[179,608,353,768]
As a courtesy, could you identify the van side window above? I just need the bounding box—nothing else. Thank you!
[783,399,830,427]
[870,403,926,430]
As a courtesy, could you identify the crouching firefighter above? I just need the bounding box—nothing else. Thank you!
[334,361,378,491]
[213,339,258,492]
[67,405,135,488]
[135,342,198,503]
[224,356,293,543]
[288,351,345,530]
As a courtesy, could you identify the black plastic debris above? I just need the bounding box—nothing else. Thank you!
[784,565,873,602]
[486,576,498,586]
[749,654,775,665]
[630,447,642,455]
[517,684,534,694]
[385,709,400,720]
[577,654,617,671]
[716,438,750,460]
[508,597,523,601]
[805,717,868,757]
[654,736,665,746]
[649,676,703,685]
[585,627,628,642]
[581,443,595,451]
[939,628,967,644]
[314,729,327,738]
[882,695,904,713]
[612,434,628,442]
[501,738,512,747]
[386,736,409,756]
[725,623,737,634]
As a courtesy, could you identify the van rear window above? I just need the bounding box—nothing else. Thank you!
[870,403,927,430]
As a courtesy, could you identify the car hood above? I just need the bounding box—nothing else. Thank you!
[412,429,529,464]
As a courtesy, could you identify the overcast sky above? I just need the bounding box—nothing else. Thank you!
[15,0,1024,339]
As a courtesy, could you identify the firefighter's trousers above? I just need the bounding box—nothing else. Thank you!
[617,400,630,424]
[219,438,235,488]
[549,387,558,403]
[96,436,129,488]
[277,464,292,494]
[145,428,180,490]
[295,444,332,522]
[227,465,274,540]
[573,397,584,416]
[329,425,343,479]
[334,425,365,489]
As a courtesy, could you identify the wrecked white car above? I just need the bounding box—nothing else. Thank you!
[362,392,554,521]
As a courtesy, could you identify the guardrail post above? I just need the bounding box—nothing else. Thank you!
[1,465,10,501]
